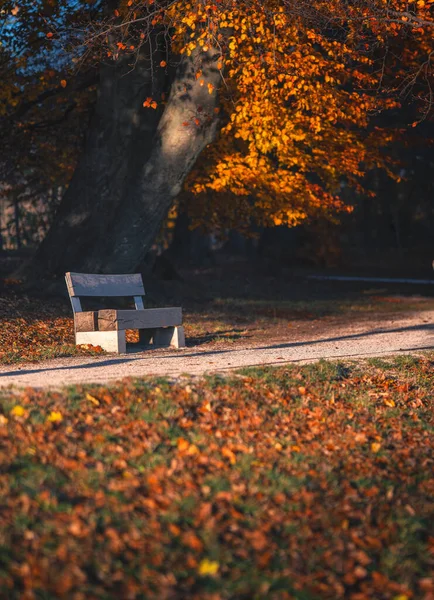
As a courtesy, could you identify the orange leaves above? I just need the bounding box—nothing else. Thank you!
[181,531,203,552]
[177,437,199,455]
[371,442,382,453]
[246,530,268,552]
[1,354,433,598]
[172,0,423,232]
[143,97,157,109]
[221,445,236,464]
[60,79,67,88]
[0,290,105,365]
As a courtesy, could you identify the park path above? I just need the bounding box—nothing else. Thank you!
[1,310,433,389]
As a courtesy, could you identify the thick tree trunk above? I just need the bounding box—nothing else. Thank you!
[22,39,167,279]
[12,190,21,250]
[88,48,221,273]
[22,40,221,279]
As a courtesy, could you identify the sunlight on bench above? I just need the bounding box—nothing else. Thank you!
[65,272,185,354]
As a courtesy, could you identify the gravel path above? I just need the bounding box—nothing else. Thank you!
[1,311,433,389]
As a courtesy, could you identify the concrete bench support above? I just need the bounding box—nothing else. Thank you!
[76,330,127,354]
[154,326,185,348]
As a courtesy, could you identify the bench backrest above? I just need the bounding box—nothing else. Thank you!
[65,272,145,313]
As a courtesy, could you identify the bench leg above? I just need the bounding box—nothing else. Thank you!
[154,326,185,348]
[172,326,185,348]
[76,330,127,354]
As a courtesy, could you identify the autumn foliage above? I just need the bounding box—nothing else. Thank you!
[0,286,104,363]
[176,1,398,230]
[1,0,433,240]
[1,357,433,598]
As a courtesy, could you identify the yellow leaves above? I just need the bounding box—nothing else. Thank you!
[10,405,25,417]
[104,0,413,234]
[221,446,236,464]
[371,442,382,453]
[198,559,219,576]
[47,411,63,423]
[86,392,100,406]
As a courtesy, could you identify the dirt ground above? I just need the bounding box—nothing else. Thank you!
[1,258,434,387]
[1,314,433,387]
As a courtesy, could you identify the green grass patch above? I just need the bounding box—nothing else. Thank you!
[1,354,433,599]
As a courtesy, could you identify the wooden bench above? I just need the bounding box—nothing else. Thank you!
[65,272,185,354]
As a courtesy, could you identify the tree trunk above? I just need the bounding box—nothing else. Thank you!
[12,190,21,250]
[22,40,221,279]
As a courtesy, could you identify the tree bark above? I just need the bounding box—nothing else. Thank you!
[21,39,221,280]
[89,47,221,273]
[12,190,21,250]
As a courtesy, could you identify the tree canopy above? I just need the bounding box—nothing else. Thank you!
[0,0,433,273]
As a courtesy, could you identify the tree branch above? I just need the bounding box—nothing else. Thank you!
[10,72,98,123]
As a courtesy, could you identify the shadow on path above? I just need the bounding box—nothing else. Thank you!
[0,357,141,378]
[154,322,434,361]
[1,321,433,379]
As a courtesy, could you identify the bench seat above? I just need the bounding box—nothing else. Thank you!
[75,308,182,332]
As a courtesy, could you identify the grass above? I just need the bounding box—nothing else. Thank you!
[0,354,433,599]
